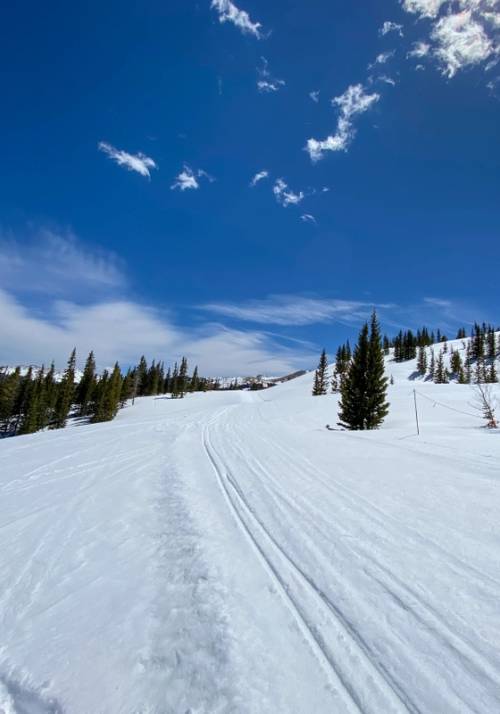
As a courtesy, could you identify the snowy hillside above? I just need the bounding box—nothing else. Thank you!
[1,354,500,713]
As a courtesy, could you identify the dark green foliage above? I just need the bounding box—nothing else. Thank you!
[338,312,389,430]
[312,349,328,396]
[332,343,351,392]
[91,363,123,423]
[416,346,427,375]
[0,367,21,433]
[76,351,96,417]
[190,366,199,392]
[434,352,449,384]
[52,349,76,429]
[450,349,462,376]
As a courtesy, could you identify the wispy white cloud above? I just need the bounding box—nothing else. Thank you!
[379,21,404,36]
[0,230,313,375]
[211,0,262,38]
[273,178,304,207]
[431,9,495,77]
[306,84,380,161]
[375,74,398,85]
[407,40,431,57]
[171,165,215,191]
[0,289,313,375]
[257,57,285,93]
[257,79,286,93]
[402,0,447,18]
[98,142,157,178]
[369,50,396,68]
[0,229,125,297]
[301,214,317,224]
[402,1,500,77]
[250,170,269,187]
[309,90,321,103]
[201,295,388,326]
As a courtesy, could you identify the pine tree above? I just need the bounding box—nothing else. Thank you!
[416,346,427,375]
[338,312,389,430]
[365,311,390,429]
[91,362,122,423]
[0,368,20,433]
[178,357,189,397]
[428,351,436,381]
[450,349,462,376]
[312,349,328,396]
[170,362,179,397]
[487,362,498,384]
[76,351,96,416]
[52,348,76,429]
[190,365,199,392]
[434,352,449,384]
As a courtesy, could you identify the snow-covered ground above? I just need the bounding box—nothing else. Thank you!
[1,356,500,713]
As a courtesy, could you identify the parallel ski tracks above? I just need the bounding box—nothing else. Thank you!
[202,409,417,714]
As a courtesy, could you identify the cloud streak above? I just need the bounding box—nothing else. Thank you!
[201,295,389,326]
[211,0,263,38]
[98,142,157,178]
[273,179,304,207]
[250,170,269,187]
[171,165,214,191]
[306,84,380,161]
[0,229,125,297]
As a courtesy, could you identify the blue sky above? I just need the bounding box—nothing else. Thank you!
[0,0,499,374]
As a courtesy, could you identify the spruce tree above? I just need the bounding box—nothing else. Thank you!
[416,346,427,375]
[0,368,20,434]
[190,365,199,392]
[450,349,462,376]
[338,312,389,430]
[365,311,390,429]
[77,351,96,416]
[312,349,328,396]
[52,348,76,429]
[178,357,189,397]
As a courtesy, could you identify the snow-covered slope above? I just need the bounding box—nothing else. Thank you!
[1,357,499,713]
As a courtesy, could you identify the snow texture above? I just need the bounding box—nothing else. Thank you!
[1,347,500,713]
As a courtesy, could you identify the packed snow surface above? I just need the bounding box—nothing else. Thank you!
[1,358,500,713]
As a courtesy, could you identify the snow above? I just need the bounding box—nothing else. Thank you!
[1,354,500,713]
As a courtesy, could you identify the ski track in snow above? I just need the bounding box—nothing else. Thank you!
[1,359,500,713]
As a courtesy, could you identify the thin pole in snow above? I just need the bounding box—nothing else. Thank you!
[413,389,420,436]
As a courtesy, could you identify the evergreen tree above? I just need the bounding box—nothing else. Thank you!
[312,349,328,396]
[434,352,448,384]
[338,312,389,430]
[52,348,76,429]
[450,349,462,376]
[0,368,20,433]
[428,351,436,381]
[170,362,179,397]
[136,356,148,396]
[416,346,427,375]
[178,357,189,397]
[92,362,123,423]
[487,362,498,384]
[190,365,199,392]
[76,351,96,416]
[365,311,390,429]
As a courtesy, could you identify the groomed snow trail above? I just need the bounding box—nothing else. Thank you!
[1,367,500,713]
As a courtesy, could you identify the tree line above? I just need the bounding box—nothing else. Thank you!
[0,350,211,438]
[312,317,500,430]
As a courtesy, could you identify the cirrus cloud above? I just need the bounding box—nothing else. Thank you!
[98,142,157,178]
[211,0,263,38]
